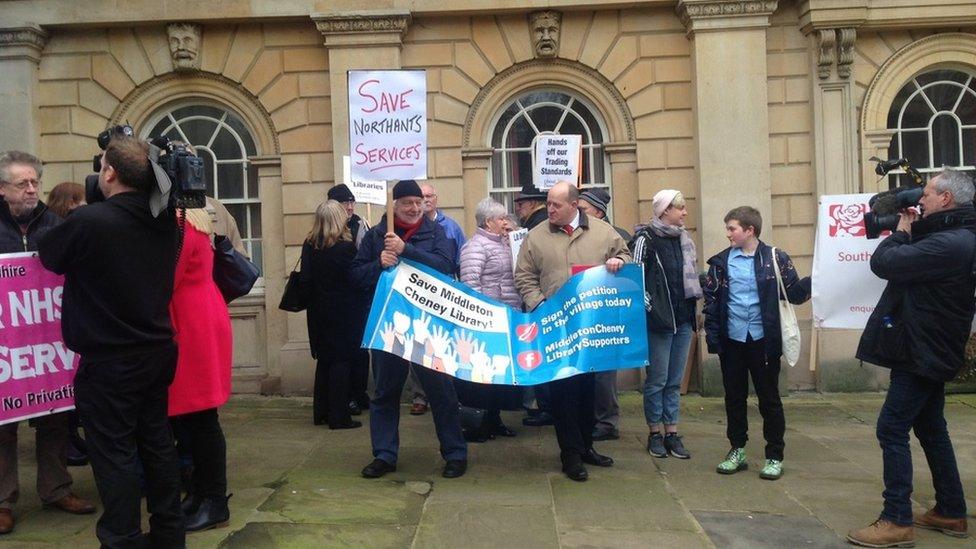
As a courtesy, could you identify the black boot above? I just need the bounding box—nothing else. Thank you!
[181,493,202,516]
[184,494,231,532]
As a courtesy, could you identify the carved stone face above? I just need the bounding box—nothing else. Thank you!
[530,11,560,59]
[167,23,201,71]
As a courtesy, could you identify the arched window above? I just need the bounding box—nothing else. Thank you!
[143,103,263,271]
[886,68,976,187]
[489,90,610,211]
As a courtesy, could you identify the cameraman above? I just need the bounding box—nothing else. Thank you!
[848,168,976,547]
[38,136,183,548]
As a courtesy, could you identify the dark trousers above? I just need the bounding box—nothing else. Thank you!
[549,373,596,466]
[877,369,966,526]
[170,408,226,498]
[350,349,370,406]
[719,336,785,461]
[0,412,72,508]
[313,355,352,426]
[73,347,184,549]
[369,351,466,464]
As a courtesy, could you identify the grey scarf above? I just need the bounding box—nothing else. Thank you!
[649,218,703,299]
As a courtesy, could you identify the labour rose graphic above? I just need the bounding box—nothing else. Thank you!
[828,203,867,237]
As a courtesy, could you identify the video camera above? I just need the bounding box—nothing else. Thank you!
[85,125,207,215]
[864,157,924,239]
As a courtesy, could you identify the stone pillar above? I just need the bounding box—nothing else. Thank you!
[811,27,858,196]
[677,0,778,260]
[677,0,780,396]
[461,148,492,236]
[604,142,638,388]
[0,26,48,154]
[314,10,411,184]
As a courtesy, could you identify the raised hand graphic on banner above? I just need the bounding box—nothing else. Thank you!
[427,324,453,373]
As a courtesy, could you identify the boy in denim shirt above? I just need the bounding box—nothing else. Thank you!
[702,206,810,480]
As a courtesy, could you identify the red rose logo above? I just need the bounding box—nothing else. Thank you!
[828,203,867,238]
[517,351,542,371]
[516,323,538,343]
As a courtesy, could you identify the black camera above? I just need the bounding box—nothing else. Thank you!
[85,125,207,213]
[864,157,924,239]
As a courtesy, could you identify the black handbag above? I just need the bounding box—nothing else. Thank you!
[212,234,260,303]
[278,256,308,312]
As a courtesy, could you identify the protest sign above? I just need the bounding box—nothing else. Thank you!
[362,259,648,385]
[348,70,427,181]
[342,155,387,206]
[508,228,528,274]
[812,194,885,329]
[533,134,582,190]
[0,253,78,425]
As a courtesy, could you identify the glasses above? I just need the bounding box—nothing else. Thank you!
[5,179,40,191]
[423,193,437,198]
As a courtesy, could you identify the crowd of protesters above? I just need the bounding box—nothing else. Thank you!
[1,140,974,547]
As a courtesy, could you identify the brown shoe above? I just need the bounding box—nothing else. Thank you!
[847,519,914,547]
[409,402,428,415]
[0,509,12,534]
[43,493,96,515]
[913,508,968,538]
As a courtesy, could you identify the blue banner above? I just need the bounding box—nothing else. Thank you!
[361,259,648,385]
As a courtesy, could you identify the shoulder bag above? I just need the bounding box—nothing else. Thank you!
[213,234,260,303]
[278,256,308,312]
[772,247,801,367]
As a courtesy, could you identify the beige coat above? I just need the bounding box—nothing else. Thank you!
[514,209,632,310]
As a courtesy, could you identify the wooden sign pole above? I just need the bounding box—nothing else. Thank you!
[385,182,395,234]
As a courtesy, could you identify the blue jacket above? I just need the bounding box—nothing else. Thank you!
[703,241,810,359]
[434,210,466,271]
[350,215,455,298]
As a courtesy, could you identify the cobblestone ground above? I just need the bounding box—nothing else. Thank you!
[3,392,976,548]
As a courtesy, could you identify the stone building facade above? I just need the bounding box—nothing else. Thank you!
[1,0,974,394]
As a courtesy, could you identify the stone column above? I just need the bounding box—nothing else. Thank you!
[461,148,492,236]
[0,26,48,154]
[604,142,639,388]
[677,0,780,396]
[677,0,778,259]
[314,10,411,184]
[811,27,858,196]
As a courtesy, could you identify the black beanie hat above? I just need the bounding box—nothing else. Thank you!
[327,183,355,202]
[392,179,423,200]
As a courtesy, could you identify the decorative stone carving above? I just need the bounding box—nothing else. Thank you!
[0,26,49,63]
[313,11,411,48]
[167,22,201,72]
[836,28,856,79]
[816,29,836,79]
[676,0,779,28]
[528,10,561,59]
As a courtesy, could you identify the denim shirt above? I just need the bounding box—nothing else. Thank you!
[726,247,764,342]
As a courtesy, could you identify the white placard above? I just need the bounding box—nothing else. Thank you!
[342,155,387,206]
[508,228,529,274]
[348,70,427,181]
[811,194,885,329]
[533,134,582,190]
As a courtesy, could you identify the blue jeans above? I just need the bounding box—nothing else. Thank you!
[643,323,694,426]
[876,369,966,526]
[369,351,467,465]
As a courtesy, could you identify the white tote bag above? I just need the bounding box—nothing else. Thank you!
[772,248,801,367]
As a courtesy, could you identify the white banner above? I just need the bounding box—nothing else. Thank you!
[533,134,581,190]
[342,155,387,206]
[811,194,885,329]
[508,228,528,274]
[348,70,427,181]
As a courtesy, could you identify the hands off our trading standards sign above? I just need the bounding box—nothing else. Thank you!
[362,259,648,386]
[343,155,387,206]
[533,134,582,190]
[348,70,427,181]
[0,253,79,425]
[811,194,885,329]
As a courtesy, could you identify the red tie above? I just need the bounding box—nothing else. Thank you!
[563,225,573,236]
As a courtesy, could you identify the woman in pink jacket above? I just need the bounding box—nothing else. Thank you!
[457,198,523,441]
[168,208,233,533]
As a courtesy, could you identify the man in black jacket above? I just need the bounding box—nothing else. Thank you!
[848,168,976,547]
[38,136,184,548]
[351,180,467,480]
[0,151,95,535]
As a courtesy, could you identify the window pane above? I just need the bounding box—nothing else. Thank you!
[173,105,225,121]
[520,91,569,106]
[210,128,245,161]
[491,150,506,189]
[249,242,263,275]
[226,203,247,237]
[217,163,245,199]
[508,150,533,189]
[574,102,605,143]
[559,113,588,143]
[178,118,218,149]
[491,103,520,147]
[900,95,932,129]
[224,114,257,156]
[198,148,216,197]
[901,131,930,169]
[932,114,960,167]
[506,115,536,148]
[246,163,259,199]
[925,83,965,112]
[249,203,262,239]
[957,90,976,125]
[148,117,171,138]
[592,144,606,183]
[963,128,975,167]
[528,105,564,133]
[887,83,915,128]
[916,69,969,87]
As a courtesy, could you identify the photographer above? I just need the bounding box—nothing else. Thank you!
[848,168,976,547]
[38,136,183,548]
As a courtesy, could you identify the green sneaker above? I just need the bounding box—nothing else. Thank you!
[760,459,783,480]
[716,448,747,474]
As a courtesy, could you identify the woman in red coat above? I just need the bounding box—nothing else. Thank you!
[168,208,233,532]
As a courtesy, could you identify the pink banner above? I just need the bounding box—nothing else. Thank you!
[0,252,78,425]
